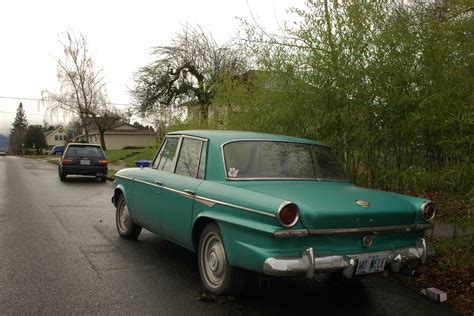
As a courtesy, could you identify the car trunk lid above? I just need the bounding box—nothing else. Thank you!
[228,181,416,229]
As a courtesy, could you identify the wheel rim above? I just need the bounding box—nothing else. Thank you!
[201,233,226,288]
[117,200,130,232]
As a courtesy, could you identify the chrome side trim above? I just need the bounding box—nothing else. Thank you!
[134,178,164,189]
[194,196,217,207]
[162,185,194,200]
[194,195,276,218]
[116,174,275,218]
[307,223,433,236]
[115,174,134,181]
[274,223,433,237]
[274,229,310,238]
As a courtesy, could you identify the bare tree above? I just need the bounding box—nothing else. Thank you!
[90,106,124,150]
[131,25,248,122]
[49,31,107,140]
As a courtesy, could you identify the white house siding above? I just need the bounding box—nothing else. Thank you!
[45,127,67,147]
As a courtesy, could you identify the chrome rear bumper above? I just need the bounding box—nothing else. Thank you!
[263,238,427,278]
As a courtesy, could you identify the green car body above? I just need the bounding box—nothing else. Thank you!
[112,130,434,293]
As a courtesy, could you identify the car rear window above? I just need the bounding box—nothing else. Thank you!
[223,141,349,181]
[66,145,104,158]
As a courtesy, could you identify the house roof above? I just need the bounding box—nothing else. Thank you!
[76,123,154,138]
[44,126,64,137]
[167,130,325,146]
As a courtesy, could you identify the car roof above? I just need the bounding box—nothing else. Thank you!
[167,130,324,146]
[66,143,102,147]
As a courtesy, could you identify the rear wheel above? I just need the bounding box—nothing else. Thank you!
[58,168,67,181]
[198,222,246,295]
[116,195,142,240]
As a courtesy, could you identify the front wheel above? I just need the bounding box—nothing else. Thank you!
[198,222,246,295]
[115,195,142,240]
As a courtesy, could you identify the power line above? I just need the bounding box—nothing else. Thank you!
[0,95,131,107]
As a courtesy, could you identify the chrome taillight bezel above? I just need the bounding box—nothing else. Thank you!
[420,201,436,222]
[277,201,300,228]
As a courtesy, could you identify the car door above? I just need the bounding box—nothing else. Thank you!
[158,136,207,247]
[133,136,180,234]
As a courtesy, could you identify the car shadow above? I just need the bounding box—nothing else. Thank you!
[110,232,373,315]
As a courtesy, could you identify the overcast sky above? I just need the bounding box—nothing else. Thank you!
[0,0,304,135]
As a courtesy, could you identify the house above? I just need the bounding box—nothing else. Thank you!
[44,126,67,148]
[77,123,155,150]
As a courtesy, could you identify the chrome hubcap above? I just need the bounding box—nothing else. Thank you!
[118,202,129,232]
[202,234,226,287]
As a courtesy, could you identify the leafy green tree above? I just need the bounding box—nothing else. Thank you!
[131,25,247,125]
[24,125,47,154]
[210,0,473,224]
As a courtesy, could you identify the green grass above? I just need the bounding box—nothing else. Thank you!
[124,147,157,167]
[105,147,158,167]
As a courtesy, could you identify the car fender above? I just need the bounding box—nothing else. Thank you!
[192,208,280,272]
[113,183,139,223]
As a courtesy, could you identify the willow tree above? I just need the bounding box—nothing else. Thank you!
[131,25,248,126]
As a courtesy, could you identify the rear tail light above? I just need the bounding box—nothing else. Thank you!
[420,201,436,222]
[99,160,108,166]
[277,201,299,227]
[62,159,72,165]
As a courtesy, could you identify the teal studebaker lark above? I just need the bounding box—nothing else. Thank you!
[111,130,435,295]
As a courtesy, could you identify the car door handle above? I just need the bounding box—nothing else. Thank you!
[154,180,163,186]
[184,189,195,195]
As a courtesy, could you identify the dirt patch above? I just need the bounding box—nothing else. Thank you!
[385,260,473,316]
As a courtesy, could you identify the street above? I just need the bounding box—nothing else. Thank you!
[0,156,460,315]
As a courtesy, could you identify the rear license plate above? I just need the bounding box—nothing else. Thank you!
[80,159,90,165]
[355,254,387,275]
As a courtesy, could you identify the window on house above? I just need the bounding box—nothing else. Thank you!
[55,135,58,141]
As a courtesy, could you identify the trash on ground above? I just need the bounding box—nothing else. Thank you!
[421,287,447,302]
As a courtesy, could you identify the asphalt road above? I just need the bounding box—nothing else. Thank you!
[0,156,460,315]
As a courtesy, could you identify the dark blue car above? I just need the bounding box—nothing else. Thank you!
[51,145,65,155]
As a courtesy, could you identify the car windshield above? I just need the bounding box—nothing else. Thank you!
[66,145,104,158]
[223,141,350,181]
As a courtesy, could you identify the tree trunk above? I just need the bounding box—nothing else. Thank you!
[99,129,107,150]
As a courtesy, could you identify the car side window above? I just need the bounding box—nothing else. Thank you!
[156,137,179,172]
[197,142,207,179]
[175,138,203,178]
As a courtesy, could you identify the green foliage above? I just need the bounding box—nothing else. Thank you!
[24,125,47,152]
[434,236,474,270]
[131,25,247,123]
[105,147,158,167]
[12,102,28,129]
[204,0,474,223]
[9,102,29,155]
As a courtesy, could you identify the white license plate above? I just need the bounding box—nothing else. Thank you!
[80,159,90,165]
[355,254,387,275]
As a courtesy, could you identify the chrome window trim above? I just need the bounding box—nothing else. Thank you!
[155,136,181,172]
[174,136,208,179]
[151,137,168,169]
[274,223,434,237]
[220,139,350,182]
